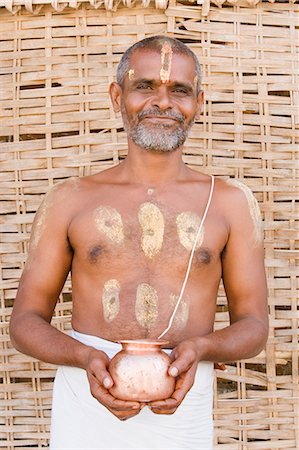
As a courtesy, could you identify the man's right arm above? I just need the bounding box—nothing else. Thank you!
[9,181,91,367]
[9,180,141,419]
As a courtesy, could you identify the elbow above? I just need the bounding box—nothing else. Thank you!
[9,316,22,352]
[248,318,269,358]
[9,312,30,353]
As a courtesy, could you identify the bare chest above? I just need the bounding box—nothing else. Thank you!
[68,196,226,276]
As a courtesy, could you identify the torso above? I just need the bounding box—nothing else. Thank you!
[65,168,228,347]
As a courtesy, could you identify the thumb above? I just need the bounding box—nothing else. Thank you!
[168,353,194,377]
[88,351,114,389]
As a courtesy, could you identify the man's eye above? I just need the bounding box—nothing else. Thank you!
[137,84,152,90]
[173,88,188,95]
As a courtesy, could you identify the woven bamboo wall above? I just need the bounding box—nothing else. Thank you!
[0,1,298,448]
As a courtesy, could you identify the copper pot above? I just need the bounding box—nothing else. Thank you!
[108,339,175,402]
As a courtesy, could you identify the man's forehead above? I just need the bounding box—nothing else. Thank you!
[128,48,196,83]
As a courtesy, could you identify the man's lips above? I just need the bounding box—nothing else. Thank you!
[141,115,179,124]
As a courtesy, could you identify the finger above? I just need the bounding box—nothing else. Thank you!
[90,361,114,389]
[168,367,197,404]
[168,350,196,377]
[149,398,177,409]
[90,379,140,411]
[214,362,227,371]
[150,407,177,415]
[108,408,141,421]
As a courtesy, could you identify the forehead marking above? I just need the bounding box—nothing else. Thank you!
[160,42,173,84]
[128,69,135,80]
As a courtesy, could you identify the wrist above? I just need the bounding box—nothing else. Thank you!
[75,343,98,369]
[78,344,109,371]
[192,335,210,362]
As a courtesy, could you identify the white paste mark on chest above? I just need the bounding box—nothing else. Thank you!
[169,293,189,330]
[102,279,121,322]
[176,212,204,251]
[94,206,125,244]
[135,283,159,331]
[138,202,164,258]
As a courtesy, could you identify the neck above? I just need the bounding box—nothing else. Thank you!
[121,145,188,186]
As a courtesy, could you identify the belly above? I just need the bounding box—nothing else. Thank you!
[71,270,219,346]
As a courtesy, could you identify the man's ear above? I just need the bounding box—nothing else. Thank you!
[195,90,204,120]
[109,82,122,113]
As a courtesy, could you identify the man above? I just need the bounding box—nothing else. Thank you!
[10,36,268,449]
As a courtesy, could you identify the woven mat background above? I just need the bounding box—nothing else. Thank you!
[0,1,298,448]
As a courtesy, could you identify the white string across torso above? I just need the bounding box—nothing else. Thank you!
[158,175,215,340]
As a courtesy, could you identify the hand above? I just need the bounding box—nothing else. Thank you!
[85,348,143,420]
[149,339,199,415]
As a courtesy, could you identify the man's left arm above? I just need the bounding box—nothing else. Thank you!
[150,183,268,414]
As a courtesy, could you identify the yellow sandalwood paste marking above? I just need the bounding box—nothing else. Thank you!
[226,179,263,244]
[147,188,155,196]
[94,206,124,244]
[25,177,80,270]
[170,293,189,330]
[135,283,159,331]
[29,177,79,252]
[102,279,121,322]
[160,42,173,84]
[29,201,48,252]
[176,212,204,251]
[138,202,164,258]
[128,69,135,80]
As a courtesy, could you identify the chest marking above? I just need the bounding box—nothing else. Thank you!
[94,206,124,244]
[147,188,155,196]
[176,212,204,251]
[135,283,159,332]
[102,279,121,322]
[169,293,189,330]
[138,202,164,259]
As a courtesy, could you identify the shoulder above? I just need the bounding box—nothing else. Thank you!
[38,177,82,213]
[214,177,263,244]
[214,177,260,209]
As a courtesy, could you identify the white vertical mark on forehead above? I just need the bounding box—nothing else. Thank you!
[160,42,173,84]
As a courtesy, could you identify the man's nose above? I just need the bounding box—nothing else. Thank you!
[152,86,173,110]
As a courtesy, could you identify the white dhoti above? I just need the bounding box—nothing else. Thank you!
[50,330,214,450]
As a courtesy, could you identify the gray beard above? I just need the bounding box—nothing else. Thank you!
[124,108,194,153]
[130,122,190,153]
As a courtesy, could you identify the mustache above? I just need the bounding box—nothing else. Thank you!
[137,108,185,123]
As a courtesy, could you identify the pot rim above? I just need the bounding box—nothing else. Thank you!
[118,339,169,346]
